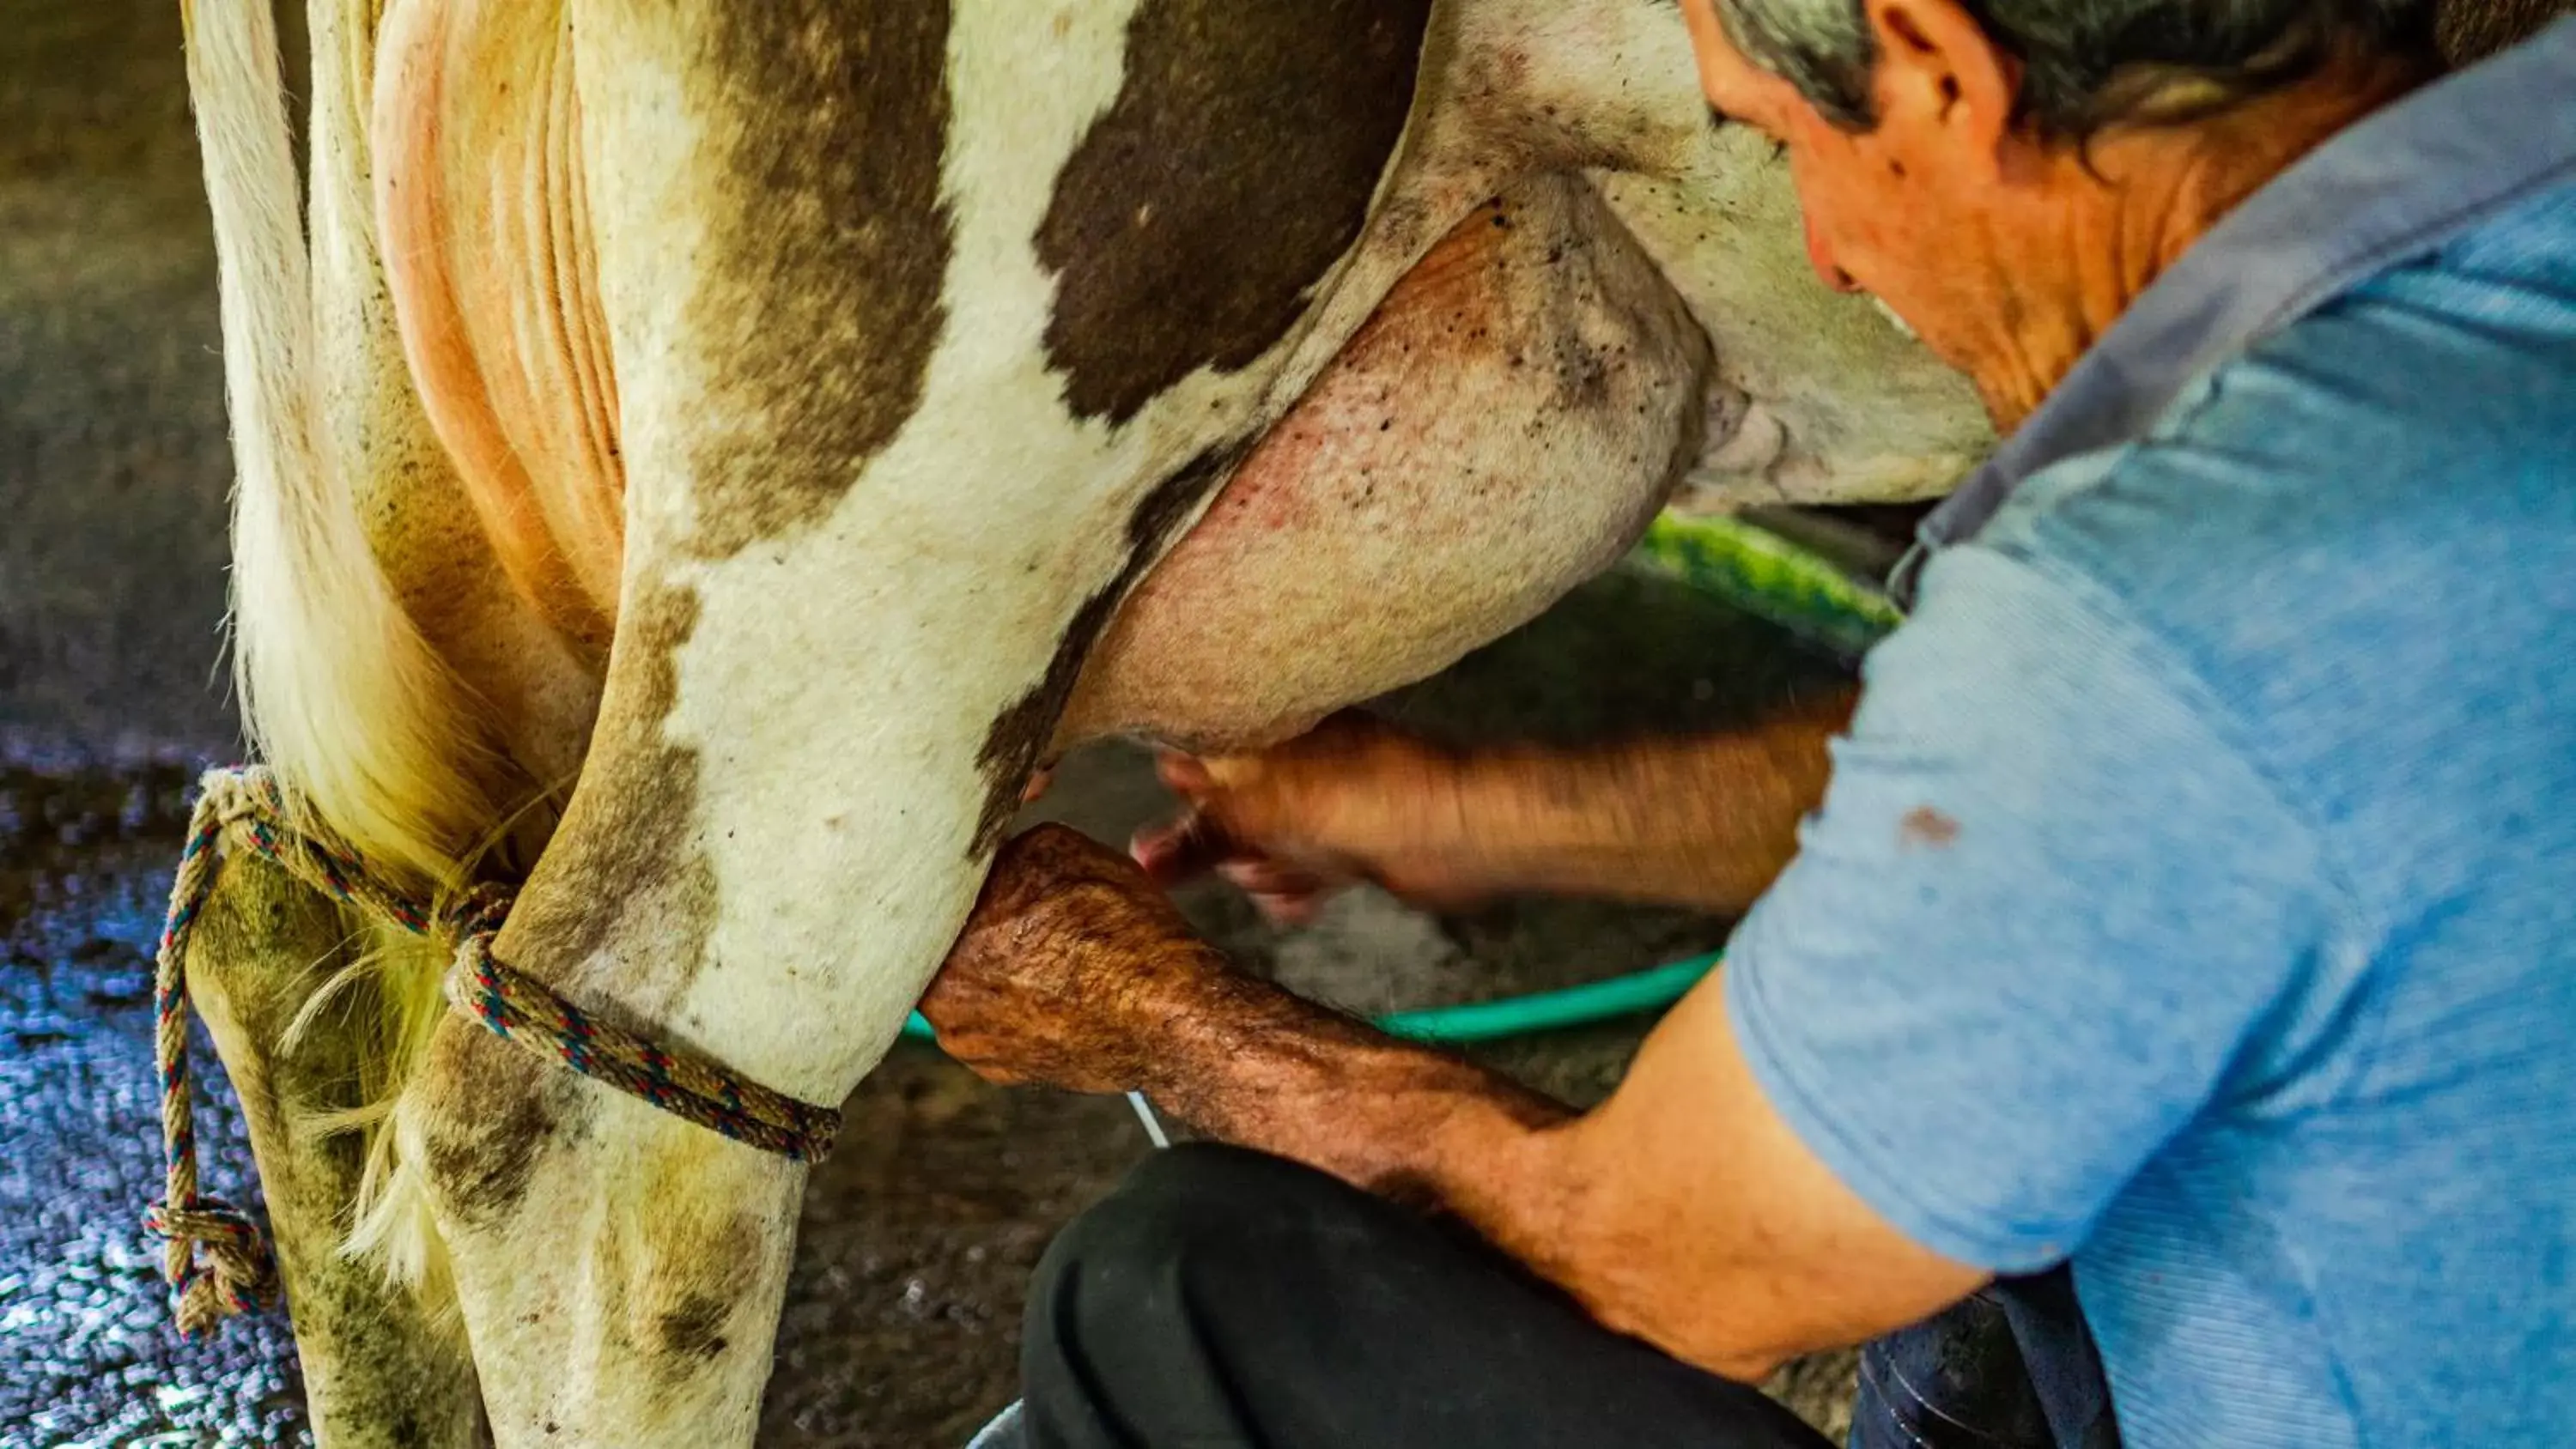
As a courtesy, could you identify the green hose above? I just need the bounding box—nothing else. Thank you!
[1628,514,1904,661]
[899,951,1721,1047]
[901,513,1895,1051]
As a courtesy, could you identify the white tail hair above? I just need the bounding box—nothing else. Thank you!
[184,0,502,1301]
[184,0,494,888]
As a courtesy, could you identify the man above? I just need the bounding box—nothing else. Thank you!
[921,0,2576,1440]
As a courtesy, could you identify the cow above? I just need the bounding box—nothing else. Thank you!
[165,0,2553,1444]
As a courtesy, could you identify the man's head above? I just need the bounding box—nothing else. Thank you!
[1677,0,2437,423]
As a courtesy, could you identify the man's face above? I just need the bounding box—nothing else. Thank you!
[1676,0,2039,422]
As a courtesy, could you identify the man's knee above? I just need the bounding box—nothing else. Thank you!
[1020,1145,1389,1446]
[1021,1144,1839,1449]
[1031,1143,1367,1331]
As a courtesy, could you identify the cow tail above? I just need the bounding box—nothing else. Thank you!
[185,0,500,1306]
[181,0,493,890]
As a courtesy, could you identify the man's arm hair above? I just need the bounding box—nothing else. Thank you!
[1139,959,1986,1382]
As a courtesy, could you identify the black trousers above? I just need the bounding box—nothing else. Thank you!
[1018,1145,2116,1449]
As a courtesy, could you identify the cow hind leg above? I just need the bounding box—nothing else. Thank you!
[383,0,1447,1437]
[183,851,487,1448]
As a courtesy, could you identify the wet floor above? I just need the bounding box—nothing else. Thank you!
[0,777,310,1448]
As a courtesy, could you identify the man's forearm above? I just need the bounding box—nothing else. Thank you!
[927,823,1983,1390]
[1130,967,1742,1372]
[1127,961,1973,1385]
[1139,960,1572,1208]
[1441,687,1852,913]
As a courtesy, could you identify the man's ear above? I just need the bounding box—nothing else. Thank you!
[1862,0,2019,170]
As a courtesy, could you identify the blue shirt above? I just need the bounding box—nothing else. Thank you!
[1726,26,2576,1448]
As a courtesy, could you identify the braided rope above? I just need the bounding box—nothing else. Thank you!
[149,767,840,1335]
[151,774,284,1336]
[453,937,840,1160]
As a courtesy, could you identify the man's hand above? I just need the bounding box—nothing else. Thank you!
[1135,692,1856,920]
[1132,712,1492,924]
[920,824,1237,1093]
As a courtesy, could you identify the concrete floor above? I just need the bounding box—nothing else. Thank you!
[0,2,1863,1442]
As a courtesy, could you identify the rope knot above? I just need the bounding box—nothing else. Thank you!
[143,1194,280,1337]
[440,881,516,941]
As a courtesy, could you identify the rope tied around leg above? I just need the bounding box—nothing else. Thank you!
[451,937,841,1160]
[149,767,841,1336]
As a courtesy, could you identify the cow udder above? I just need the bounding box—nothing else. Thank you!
[1054,171,1716,756]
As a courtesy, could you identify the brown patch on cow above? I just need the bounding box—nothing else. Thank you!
[971,445,1247,854]
[1036,0,1437,424]
[421,1029,575,1229]
[1900,806,1961,848]
[499,582,718,1001]
[679,0,957,558]
[655,1291,733,1361]
[629,1167,770,1370]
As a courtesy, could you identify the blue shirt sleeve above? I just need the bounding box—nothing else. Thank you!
[1724,542,2330,1273]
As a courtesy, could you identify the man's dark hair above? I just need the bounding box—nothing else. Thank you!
[1710,0,2439,136]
